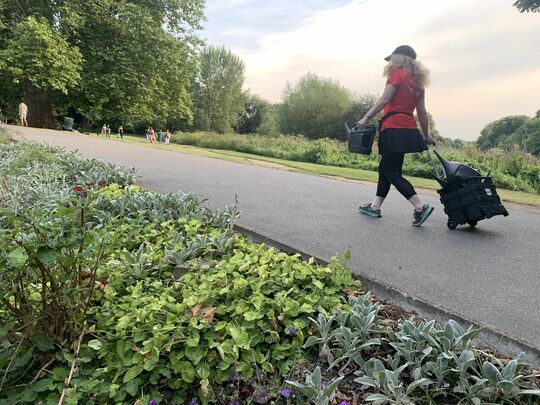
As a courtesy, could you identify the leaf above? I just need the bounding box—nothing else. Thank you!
[366,393,390,401]
[124,378,140,396]
[30,333,54,352]
[36,246,56,266]
[186,303,216,323]
[180,361,196,383]
[228,324,250,349]
[353,376,378,388]
[406,378,432,396]
[520,389,540,396]
[7,247,28,267]
[197,363,211,379]
[88,339,102,351]
[31,378,53,392]
[482,362,502,384]
[186,330,200,347]
[123,364,144,383]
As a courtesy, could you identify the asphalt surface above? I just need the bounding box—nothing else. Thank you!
[13,126,540,354]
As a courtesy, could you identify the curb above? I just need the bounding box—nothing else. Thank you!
[234,224,540,367]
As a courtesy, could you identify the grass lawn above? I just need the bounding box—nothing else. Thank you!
[83,132,540,207]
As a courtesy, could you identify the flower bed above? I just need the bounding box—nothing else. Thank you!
[0,141,538,404]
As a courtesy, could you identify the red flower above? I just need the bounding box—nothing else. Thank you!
[72,185,84,193]
[98,180,107,188]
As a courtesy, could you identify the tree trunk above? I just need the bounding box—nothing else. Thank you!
[25,80,55,128]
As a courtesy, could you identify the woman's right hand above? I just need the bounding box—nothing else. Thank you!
[356,117,369,128]
[425,135,435,145]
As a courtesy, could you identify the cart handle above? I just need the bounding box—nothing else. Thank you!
[427,145,445,181]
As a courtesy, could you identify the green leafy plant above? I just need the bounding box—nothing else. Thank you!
[286,366,344,405]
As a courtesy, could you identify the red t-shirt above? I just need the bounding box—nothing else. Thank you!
[380,68,424,132]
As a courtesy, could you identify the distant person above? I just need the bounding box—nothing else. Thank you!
[106,125,111,138]
[101,124,107,136]
[158,129,164,144]
[356,45,435,227]
[164,129,171,145]
[117,125,124,139]
[18,102,28,127]
[144,127,150,142]
[149,127,156,143]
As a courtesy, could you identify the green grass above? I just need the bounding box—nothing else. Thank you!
[81,132,540,207]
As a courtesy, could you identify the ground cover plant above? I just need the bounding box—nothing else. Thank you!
[0,140,538,404]
[169,132,540,194]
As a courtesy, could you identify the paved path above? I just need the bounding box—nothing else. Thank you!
[13,126,540,359]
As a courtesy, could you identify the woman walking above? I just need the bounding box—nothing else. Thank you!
[356,45,435,227]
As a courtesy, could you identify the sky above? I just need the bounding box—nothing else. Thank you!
[202,0,540,140]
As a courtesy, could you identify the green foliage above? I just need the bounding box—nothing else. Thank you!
[279,73,352,139]
[0,16,82,94]
[0,0,205,127]
[170,131,540,193]
[298,311,540,405]
[513,0,540,12]
[514,117,540,155]
[286,366,344,405]
[191,46,247,133]
[477,115,529,150]
[236,94,279,136]
[0,140,359,403]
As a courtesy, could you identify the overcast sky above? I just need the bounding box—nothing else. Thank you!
[202,0,540,140]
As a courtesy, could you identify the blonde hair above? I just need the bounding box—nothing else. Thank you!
[383,54,430,88]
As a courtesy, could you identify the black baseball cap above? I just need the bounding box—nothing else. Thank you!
[384,45,417,61]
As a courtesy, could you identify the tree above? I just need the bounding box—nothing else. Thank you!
[512,117,540,155]
[341,93,377,137]
[236,94,270,134]
[191,46,246,133]
[279,73,352,139]
[513,0,540,12]
[476,115,529,149]
[0,16,82,127]
[0,0,205,128]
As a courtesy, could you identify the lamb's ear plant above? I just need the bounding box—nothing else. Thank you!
[304,313,336,365]
[354,358,432,404]
[480,354,540,401]
[285,366,344,405]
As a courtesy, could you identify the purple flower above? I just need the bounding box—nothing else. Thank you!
[338,402,350,405]
[281,388,292,396]
[148,401,157,405]
[322,379,329,387]
[188,401,199,405]
[287,327,297,336]
[229,401,239,405]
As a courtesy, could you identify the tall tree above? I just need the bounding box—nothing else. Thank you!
[191,46,246,133]
[476,115,529,149]
[0,16,82,127]
[513,0,540,12]
[236,94,270,134]
[0,0,205,128]
[279,73,352,139]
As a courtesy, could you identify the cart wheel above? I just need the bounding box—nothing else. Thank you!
[467,220,478,227]
[447,220,458,230]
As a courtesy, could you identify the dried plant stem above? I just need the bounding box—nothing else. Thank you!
[57,329,85,405]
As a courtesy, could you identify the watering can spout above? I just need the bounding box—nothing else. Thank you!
[344,122,351,135]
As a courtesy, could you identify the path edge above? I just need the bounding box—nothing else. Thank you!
[235,224,540,367]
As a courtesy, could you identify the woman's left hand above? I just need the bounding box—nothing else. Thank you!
[356,117,369,128]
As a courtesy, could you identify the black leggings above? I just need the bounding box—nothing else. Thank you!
[376,153,416,199]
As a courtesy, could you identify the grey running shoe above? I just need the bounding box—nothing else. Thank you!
[358,204,382,218]
[412,204,434,227]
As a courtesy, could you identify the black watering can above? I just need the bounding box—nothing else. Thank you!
[344,123,377,155]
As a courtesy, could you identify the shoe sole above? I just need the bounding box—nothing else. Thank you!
[413,206,434,227]
[358,207,382,218]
